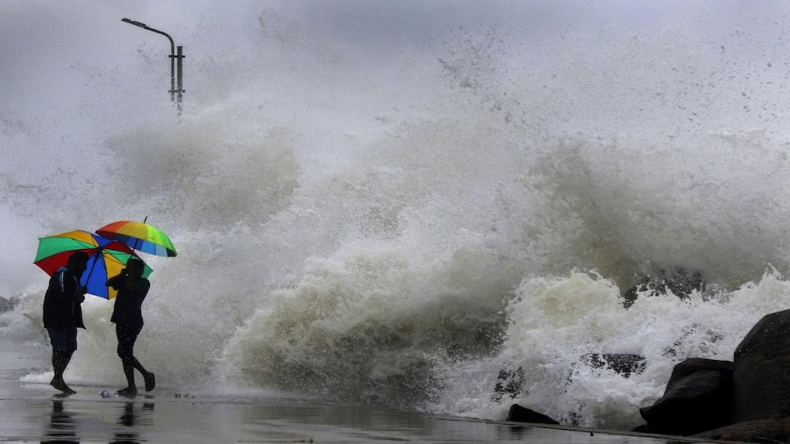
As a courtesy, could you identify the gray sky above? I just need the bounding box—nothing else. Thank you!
[4,0,790,167]
[4,0,790,295]
[0,1,759,102]
[0,1,782,109]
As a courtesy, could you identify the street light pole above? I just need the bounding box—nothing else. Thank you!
[121,18,184,114]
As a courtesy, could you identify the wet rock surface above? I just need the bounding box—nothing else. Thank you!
[639,359,733,436]
[641,310,790,441]
[507,309,790,443]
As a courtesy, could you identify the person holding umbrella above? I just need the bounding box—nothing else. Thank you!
[42,251,89,394]
[107,258,155,395]
[96,219,174,395]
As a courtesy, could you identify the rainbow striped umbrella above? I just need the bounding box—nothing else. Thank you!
[96,220,177,257]
[34,230,152,300]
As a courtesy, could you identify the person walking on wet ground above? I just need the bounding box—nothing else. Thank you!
[107,258,155,396]
[43,251,89,394]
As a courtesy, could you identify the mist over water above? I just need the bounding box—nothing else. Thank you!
[4,0,790,429]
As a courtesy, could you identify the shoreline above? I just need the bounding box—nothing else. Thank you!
[0,336,731,443]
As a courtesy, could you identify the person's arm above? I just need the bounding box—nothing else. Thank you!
[106,271,127,290]
[75,282,86,303]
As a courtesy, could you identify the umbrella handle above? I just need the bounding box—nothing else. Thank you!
[82,247,102,289]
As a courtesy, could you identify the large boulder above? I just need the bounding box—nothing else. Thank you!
[693,417,790,443]
[732,309,790,423]
[639,358,733,436]
[665,357,734,383]
[506,404,559,425]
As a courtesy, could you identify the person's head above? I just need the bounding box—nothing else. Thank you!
[67,251,89,275]
[126,258,145,279]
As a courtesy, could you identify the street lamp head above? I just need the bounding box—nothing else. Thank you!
[120,17,183,115]
[121,18,148,29]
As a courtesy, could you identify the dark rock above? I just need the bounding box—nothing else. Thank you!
[666,357,733,383]
[732,309,790,423]
[582,353,646,377]
[636,311,790,438]
[622,267,706,309]
[622,286,640,309]
[639,358,733,436]
[693,417,790,443]
[662,267,706,298]
[492,367,525,402]
[506,404,559,425]
[631,424,648,433]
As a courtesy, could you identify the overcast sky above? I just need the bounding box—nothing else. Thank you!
[5,1,790,295]
[4,0,790,158]
[4,0,790,181]
[0,1,765,106]
[0,1,782,102]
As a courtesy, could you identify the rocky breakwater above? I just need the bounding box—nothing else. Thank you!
[506,309,790,442]
[642,308,790,442]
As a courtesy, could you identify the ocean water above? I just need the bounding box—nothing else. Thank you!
[3,0,790,433]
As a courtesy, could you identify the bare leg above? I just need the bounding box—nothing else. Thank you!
[116,325,154,393]
[118,359,137,396]
[132,357,155,391]
[130,356,147,375]
[50,351,76,394]
[121,356,155,393]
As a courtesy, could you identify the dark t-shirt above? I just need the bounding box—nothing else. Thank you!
[43,267,85,329]
[108,276,150,328]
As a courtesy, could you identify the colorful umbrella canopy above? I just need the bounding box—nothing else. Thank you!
[35,230,152,300]
[96,220,177,257]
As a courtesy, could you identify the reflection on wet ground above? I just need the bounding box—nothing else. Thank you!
[1,340,714,444]
[41,400,77,444]
[40,398,156,444]
[17,394,719,444]
[111,401,154,444]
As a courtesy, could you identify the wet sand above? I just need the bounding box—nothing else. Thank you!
[0,339,729,443]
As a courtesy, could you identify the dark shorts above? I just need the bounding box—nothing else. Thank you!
[47,327,78,352]
[116,323,143,359]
